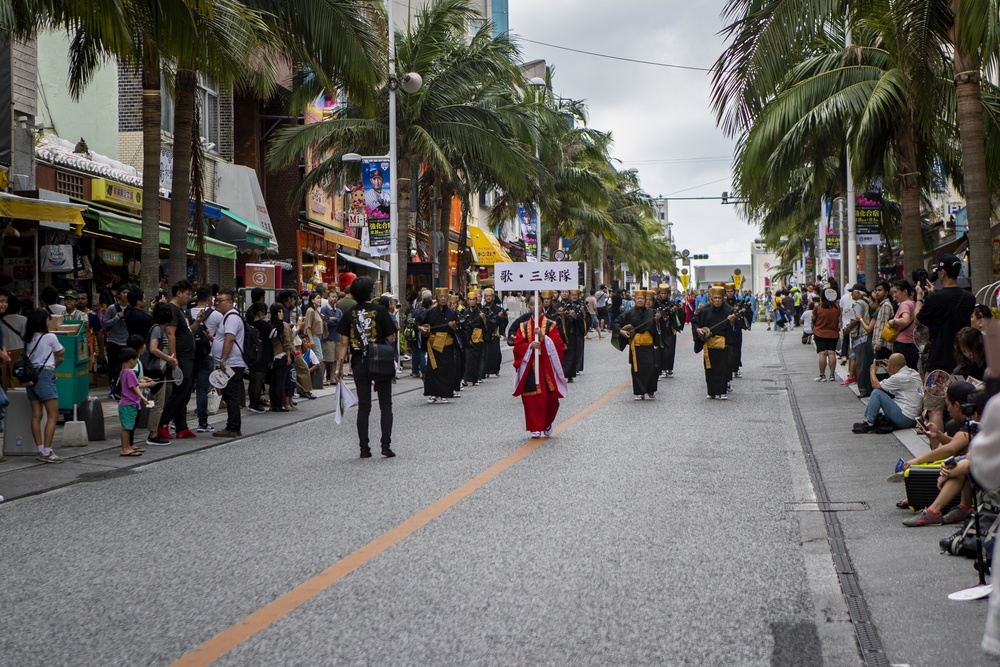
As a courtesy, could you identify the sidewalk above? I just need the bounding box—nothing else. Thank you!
[0,371,428,502]
[777,327,994,666]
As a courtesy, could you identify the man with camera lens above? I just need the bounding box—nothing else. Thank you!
[852,353,922,433]
[915,253,976,433]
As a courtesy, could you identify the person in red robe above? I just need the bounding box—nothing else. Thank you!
[513,292,567,438]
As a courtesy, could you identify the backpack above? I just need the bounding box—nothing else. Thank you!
[13,336,53,387]
[189,307,214,360]
[223,311,261,366]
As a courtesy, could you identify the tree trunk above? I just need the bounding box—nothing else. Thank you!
[140,50,163,302]
[457,193,470,294]
[894,120,925,277]
[169,69,197,285]
[952,24,992,291]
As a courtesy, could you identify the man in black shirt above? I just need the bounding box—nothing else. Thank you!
[916,253,976,432]
[156,281,197,442]
[336,277,397,458]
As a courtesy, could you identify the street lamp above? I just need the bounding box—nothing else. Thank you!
[341,0,421,299]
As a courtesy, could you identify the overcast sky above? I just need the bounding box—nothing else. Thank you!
[507,0,755,269]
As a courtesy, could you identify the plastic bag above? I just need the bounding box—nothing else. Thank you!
[207,389,221,415]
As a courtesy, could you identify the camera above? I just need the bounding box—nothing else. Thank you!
[911,268,930,289]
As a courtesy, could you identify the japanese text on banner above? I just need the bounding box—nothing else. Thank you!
[494,262,581,291]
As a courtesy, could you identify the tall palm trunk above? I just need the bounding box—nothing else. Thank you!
[169,70,197,284]
[894,120,924,277]
[439,182,453,289]
[395,157,412,297]
[141,48,163,301]
[952,7,992,291]
[457,194,470,293]
[864,244,878,289]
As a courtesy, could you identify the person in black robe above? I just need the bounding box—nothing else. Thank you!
[547,291,579,383]
[693,286,735,399]
[507,294,536,346]
[417,288,458,403]
[655,286,683,379]
[612,289,662,399]
[570,289,588,374]
[724,282,747,383]
[483,288,506,377]
[461,290,489,386]
[449,293,465,395]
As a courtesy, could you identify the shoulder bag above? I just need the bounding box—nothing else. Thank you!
[352,309,395,379]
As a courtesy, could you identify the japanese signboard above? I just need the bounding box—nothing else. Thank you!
[494,262,581,291]
[856,191,881,246]
[825,230,841,260]
[517,206,538,262]
[362,160,391,256]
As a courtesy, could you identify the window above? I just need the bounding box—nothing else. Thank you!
[198,76,219,152]
[161,72,175,135]
[55,171,84,198]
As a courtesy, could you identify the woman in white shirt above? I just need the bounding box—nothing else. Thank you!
[22,308,65,463]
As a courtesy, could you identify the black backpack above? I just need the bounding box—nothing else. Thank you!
[12,337,53,387]
[189,307,214,360]
[223,311,261,366]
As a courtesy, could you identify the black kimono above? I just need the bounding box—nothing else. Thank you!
[418,305,459,399]
[462,305,489,384]
[613,306,661,396]
[569,299,587,374]
[692,302,733,397]
[485,302,506,376]
[547,301,579,382]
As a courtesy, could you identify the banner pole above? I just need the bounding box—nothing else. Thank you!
[534,290,540,385]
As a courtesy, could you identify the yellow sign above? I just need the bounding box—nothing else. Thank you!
[92,178,142,209]
[469,226,512,266]
[733,273,744,292]
[679,274,689,291]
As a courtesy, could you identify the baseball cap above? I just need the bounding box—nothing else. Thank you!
[848,283,868,293]
[63,289,79,299]
[933,253,962,272]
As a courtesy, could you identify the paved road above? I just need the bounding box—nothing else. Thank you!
[0,327,993,666]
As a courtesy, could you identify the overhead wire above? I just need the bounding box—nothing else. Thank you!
[519,38,714,72]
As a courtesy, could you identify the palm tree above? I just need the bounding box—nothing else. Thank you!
[714,0,960,277]
[268,0,535,293]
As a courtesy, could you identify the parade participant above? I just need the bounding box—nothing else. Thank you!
[461,289,488,386]
[693,285,735,400]
[447,292,465,394]
[725,282,748,380]
[613,289,662,400]
[546,290,579,383]
[483,288,506,377]
[656,285,682,378]
[417,287,459,403]
[512,294,566,438]
[569,289,587,375]
[508,294,536,346]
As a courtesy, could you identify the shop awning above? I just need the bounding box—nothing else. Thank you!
[469,226,512,265]
[340,253,386,272]
[213,163,278,251]
[86,209,237,259]
[323,229,361,250]
[1,192,86,233]
[217,210,273,251]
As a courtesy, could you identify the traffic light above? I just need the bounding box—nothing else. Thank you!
[691,253,709,260]
[721,192,728,205]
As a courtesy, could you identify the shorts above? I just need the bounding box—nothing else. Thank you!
[118,404,139,431]
[321,340,339,362]
[924,391,946,413]
[814,336,838,353]
[26,369,57,402]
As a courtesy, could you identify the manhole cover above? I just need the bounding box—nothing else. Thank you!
[785,501,869,512]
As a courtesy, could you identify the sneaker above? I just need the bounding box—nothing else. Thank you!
[401,354,411,362]
[427,397,438,404]
[145,435,171,446]
[196,424,215,433]
[886,471,905,483]
[175,428,197,439]
[452,391,461,398]
[666,371,673,377]
[156,425,174,440]
[942,505,973,524]
[544,425,553,437]
[635,395,644,401]
[828,374,836,382]
[646,393,655,400]
[718,394,728,400]
[814,376,827,382]
[852,422,874,434]
[248,406,265,414]
[360,448,372,459]
[35,452,63,463]
[840,377,856,386]
[530,431,543,438]
[707,394,716,399]
[212,429,241,438]
[902,508,944,527]
[381,447,396,458]
[439,398,449,404]
[734,370,742,378]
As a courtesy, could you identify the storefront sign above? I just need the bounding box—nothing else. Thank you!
[245,263,276,289]
[517,206,538,261]
[304,94,345,231]
[99,248,123,266]
[856,191,881,245]
[92,178,142,209]
[825,230,841,260]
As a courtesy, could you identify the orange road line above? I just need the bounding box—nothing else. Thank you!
[169,377,632,667]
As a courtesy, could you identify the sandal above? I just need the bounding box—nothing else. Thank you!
[120,450,143,457]
[896,498,910,510]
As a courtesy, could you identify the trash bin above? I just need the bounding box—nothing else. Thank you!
[54,321,90,414]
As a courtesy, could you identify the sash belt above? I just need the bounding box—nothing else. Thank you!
[427,333,454,370]
[703,335,726,369]
[629,331,655,371]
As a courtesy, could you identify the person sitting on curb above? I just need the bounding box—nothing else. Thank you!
[889,381,979,475]
[852,353,922,433]
[902,456,976,527]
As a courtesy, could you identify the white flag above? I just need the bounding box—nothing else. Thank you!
[334,381,359,425]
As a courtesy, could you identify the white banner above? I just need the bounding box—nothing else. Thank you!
[494,261,581,291]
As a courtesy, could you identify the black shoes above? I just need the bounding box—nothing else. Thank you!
[381,447,396,458]
[852,422,874,434]
[360,448,372,458]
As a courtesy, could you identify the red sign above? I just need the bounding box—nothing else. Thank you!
[245,263,276,290]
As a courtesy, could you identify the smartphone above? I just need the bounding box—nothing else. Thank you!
[943,456,958,470]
